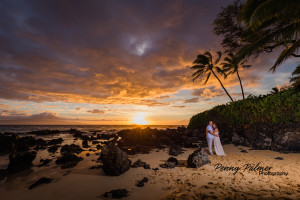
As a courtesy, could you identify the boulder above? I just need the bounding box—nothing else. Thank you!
[244,128,258,144]
[276,131,300,152]
[232,133,241,146]
[167,157,178,165]
[48,145,59,153]
[7,151,37,173]
[47,138,63,146]
[55,153,83,169]
[38,159,52,167]
[60,144,83,154]
[131,159,150,169]
[82,140,89,148]
[253,133,272,150]
[100,144,131,176]
[103,189,129,198]
[169,145,183,156]
[29,177,53,190]
[136,177,149,187]
[159,161,176,169]
[187,148,210,168]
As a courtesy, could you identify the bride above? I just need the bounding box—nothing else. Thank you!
[212,124,226,156]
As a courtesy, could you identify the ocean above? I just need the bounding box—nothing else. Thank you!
[0,125,185,134]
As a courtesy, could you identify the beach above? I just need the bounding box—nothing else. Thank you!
[1,137,299,200]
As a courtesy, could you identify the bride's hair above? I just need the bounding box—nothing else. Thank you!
[213,123,217,128]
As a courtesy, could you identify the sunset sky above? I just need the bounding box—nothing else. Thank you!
[0,0,298,125]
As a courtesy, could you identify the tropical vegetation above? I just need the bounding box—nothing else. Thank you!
[188,87,300,130]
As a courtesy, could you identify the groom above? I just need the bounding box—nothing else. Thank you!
[206,121,214,155]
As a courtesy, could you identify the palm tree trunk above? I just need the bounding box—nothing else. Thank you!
[236,70,245,99]
[210,69,234,102]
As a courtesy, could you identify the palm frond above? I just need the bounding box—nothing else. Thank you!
[203,52,213,64]
[270,39,300,71]
[190,64,206,70]
[249,0,300,30]
[193,55,210,65]
[214,51,222,64]
[237,22,300,61]
[291,65,300,75]
[204,72,211,84]
[242,64,252,68]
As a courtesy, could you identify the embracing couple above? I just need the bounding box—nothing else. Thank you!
[206,121,226,156]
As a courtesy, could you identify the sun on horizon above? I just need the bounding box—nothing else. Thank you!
[132,112,149,125]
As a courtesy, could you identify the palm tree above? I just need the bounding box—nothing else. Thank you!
[290,65,300,88]
[237,0,300,71]
[221,53,251,99]
[191,51,234,102]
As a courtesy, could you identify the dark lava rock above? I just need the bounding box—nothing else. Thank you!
[120,145,151,155]
[28,129,60,135]
[184,142,198,148]
[92,140,100,144]
[159,161,176,169]
[86,153,91,157]
[152,167,159,171]
[187,148,210,168]
[244,128,258,144]
[103,189,129,198]
[275,130,300,152]
[169,145,183,156]
[60,144,83,154]
[29,177,53,190]
[38,159,52,167]
[131,159,150,169]
[232,133,241,146]
[253,133,272,150]
[47,138,63,146]
[240,150,248,153]
[96,144,102,150]
[100,144,131,176]
[48,145,59,153]
[167,157,178,165]
[82,140,89,148]
[7,151,37,173]
[0,169,8,180]
[274,157,284,160]
[136,177,149,187]
[55,153,83,169]
[89,165,102,169]
[69,129,82,134]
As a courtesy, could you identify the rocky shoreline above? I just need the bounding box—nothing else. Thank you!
[0,126,299,199]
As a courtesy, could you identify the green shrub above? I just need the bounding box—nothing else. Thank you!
[188,88,300,130]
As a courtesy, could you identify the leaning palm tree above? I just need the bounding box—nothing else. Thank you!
[221,53,251,99]
[290,65,300,88]
[237,0,300,71]
[191,51,234,102]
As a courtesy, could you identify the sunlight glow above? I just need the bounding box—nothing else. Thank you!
[132,112,149,125]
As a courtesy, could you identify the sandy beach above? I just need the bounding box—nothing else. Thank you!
[1,143,299,200]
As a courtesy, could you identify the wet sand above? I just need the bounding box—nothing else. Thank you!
[1,144,300,200]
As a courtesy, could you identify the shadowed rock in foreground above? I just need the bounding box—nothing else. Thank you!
[7,151,37,173]
[29,177,53,190]
[187,148,210,168]
[55,153,83,169]
[103,189,129,198]
[100,144,131,176]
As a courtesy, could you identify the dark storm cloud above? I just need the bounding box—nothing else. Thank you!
[86,109,106,114]
[2,0,267,106]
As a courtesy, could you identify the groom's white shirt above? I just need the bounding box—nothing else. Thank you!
[206,125,214,139]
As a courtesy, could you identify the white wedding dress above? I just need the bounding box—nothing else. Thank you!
[214,132,226,156]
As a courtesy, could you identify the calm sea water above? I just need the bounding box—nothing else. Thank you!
[0,125,184,134]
